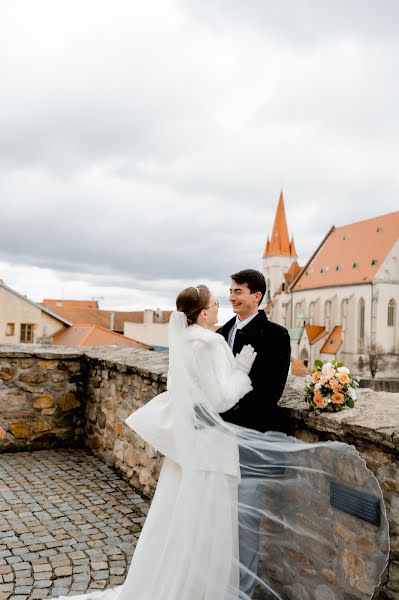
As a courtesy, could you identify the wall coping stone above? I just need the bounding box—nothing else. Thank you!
[1,344,398,449]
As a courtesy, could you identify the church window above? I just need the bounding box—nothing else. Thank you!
[359,299,365,340]
[388,299,396,327]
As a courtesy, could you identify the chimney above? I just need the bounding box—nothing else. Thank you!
[110,311,115,330]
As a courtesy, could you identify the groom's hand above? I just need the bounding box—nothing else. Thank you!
[235,345,257,374]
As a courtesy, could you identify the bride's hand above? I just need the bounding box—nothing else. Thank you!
[235,345,257,374]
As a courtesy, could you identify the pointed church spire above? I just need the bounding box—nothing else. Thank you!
[263,235,270,257]
[290,235,297,257]
[263,191,292,257]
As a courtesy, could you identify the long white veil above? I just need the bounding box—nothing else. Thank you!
[161,311,390,600]
[51,312,390,600]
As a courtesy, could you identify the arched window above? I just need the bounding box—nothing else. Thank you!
[358,356,364,371]
[324,300,331,325]
[309,302,314,325]
[300,348,309,368]
[359,298,365,340]
[388,298,396,327]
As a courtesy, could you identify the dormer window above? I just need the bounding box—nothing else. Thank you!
[343,234,349,240]
[336,264,342,271]
[330,339,335,345]
[376,227,382,233]
[320,266,328,273]
[371,259,378,266]
[353,262,359,269]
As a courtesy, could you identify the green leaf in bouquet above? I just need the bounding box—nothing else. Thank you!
[314,360,323,368]
[336,362,344,367]
[346,398,355,408]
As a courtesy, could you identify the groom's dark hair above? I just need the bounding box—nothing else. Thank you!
[230,269,266,304]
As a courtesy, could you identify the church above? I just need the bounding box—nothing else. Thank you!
[263,192,399,380]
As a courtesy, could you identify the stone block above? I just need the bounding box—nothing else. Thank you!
[9,422,31,439]
[58,393,81,412]
[37,361,58,370]
[33,394,55,410]
[0,363,16,381]
[33,417,52,434]
[19,370,48,384]
[0,393,27,412]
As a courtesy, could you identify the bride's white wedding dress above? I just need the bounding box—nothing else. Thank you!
[51,313,389,600]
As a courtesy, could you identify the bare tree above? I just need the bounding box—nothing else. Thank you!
[365,340,388,380]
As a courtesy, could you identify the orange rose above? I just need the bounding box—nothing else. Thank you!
[338,373,350,384]
[313,395,325,409]
[330,379,342,392]
[311,371,321,383]
[331,392,345,404]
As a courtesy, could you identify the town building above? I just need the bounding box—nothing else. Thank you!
[263,195,399,380]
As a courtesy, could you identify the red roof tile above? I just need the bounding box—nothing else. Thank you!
[292,211,399,291]
[320,326,343,354]
[305,325,327,344]
[291,357,309,377]
[52,325,148,348]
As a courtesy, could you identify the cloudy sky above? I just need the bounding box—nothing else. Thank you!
[1,0,398,321]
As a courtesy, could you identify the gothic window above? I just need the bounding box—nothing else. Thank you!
[309,302,314,325]
[388,299,396,327]
[359,298,365,340]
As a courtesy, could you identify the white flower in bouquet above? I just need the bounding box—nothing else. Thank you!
[321,362,333,372]
[337,366,350,374]
[347,387,357,400]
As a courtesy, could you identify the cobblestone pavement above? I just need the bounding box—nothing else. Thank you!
[0,449,150,600]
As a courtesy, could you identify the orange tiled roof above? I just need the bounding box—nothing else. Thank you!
[42,299,99,310]
[52,324,149,348]
[292,211,399,291]
[305,325,327,345]
[320,326,343,354]
[42,304,172,331]
[284,261,302,285]
[263,191,296,258]
[291,357,309,377]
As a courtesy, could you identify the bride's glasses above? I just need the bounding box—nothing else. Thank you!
[206,299,219,309]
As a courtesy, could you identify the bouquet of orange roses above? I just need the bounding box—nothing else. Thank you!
[304,359,359,414]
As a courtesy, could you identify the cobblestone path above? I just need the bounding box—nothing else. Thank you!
[0,449,150,600]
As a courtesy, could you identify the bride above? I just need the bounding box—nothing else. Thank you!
[52,285,389,600]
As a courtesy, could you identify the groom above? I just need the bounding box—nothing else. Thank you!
[218,269,291,598]
[218,269,291,433]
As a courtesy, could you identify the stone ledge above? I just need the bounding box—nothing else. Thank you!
[0,345,169,381]
[280,376,399,452]
[0,344,83,359]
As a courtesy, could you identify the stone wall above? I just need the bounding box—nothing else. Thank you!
[0,345,398,598]
[83,347,168,496]
[0,345,85,451]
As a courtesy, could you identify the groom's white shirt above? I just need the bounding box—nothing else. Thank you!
[227,312,258,349]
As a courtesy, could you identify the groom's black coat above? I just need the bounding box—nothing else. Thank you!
[218,311,291,433]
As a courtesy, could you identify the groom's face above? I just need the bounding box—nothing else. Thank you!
[229,280,260,319]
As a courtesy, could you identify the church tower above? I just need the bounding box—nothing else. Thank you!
[262,191,297,302]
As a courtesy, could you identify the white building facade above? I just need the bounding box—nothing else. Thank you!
[264,202,399,380]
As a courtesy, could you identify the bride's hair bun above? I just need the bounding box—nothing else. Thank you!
[176,285,211,325]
